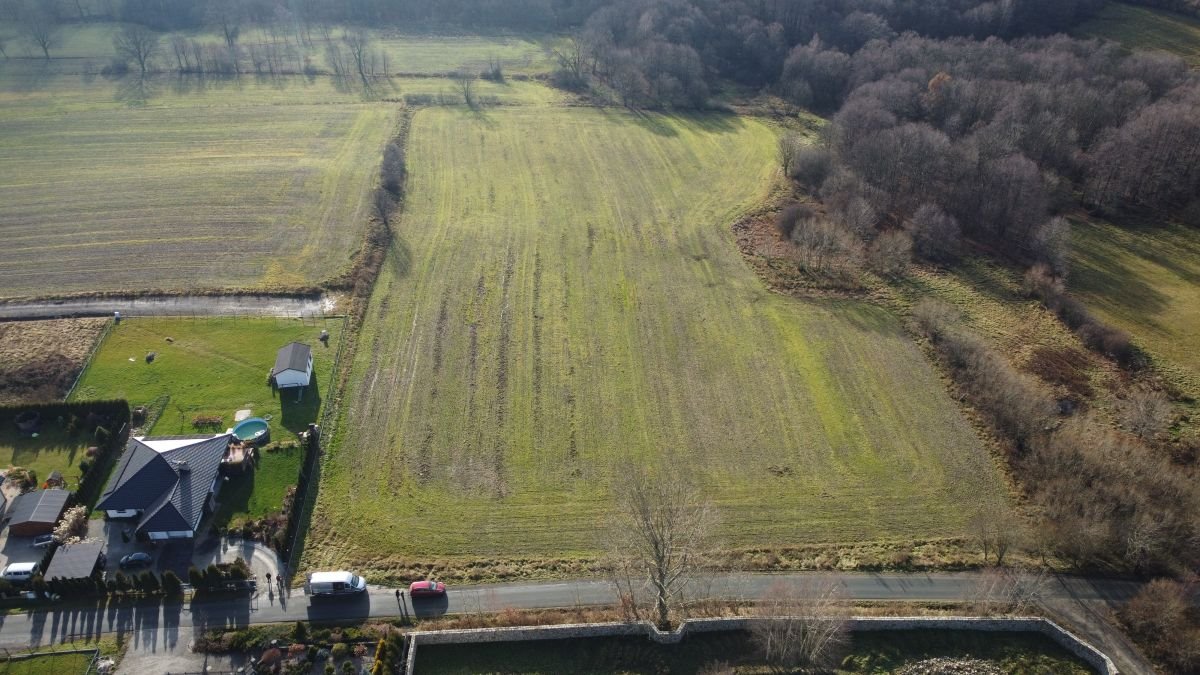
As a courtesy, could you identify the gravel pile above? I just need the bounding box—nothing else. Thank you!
[896,658,1005,675]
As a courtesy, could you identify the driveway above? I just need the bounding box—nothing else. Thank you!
[192,536,284,586]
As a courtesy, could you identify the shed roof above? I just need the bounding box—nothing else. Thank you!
[7,489,69,526]
[44,541,104,580]
[274,342,312,374]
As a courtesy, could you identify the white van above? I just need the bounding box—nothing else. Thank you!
[2,562,39,584]
[306,571,366,597]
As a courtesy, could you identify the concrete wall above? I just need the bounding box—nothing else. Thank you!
[405,616,1118,674]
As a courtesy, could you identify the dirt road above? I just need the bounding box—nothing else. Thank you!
[0,294,340,320]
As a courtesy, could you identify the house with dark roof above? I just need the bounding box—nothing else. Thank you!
[6,489,69,537]
[44,541,105,581]
[272,342,313,389]
[97,434,233,541]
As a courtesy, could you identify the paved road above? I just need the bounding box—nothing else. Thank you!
[0,572,1144,649]
[0,295,338,320]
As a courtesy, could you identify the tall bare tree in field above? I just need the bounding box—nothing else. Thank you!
[609,465,716,629]
[26,10,59,60]
[342,28,371,86]
[114,24,160,75]
[751,579,849,674]
[451,70,477,109]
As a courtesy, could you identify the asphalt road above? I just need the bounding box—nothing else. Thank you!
[0,295,337,320]
[0,572,1145,650]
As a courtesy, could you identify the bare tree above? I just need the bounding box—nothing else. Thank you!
[750,579,849,674]
[0,35,7,59]
[967,501,1023,565]
[25,10,59,60]
[609,466,716,629]
[1118,387,1173,440]
[452,71,477,109]
[552,33,588,89]
[867,229,911,278]
[965,568,1048,616]
[342,28,371,86]
[113,24,159,75]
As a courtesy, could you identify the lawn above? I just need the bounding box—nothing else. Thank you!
[304,107,1005,578]
[72,317,343,522]
[1076,1,1200,65]
[1071,216,1200,390]
[417,630,1093,674]
[0,652,96,675]
[0,422,91,488]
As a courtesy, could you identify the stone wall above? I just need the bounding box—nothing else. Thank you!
[405,616,1117,674]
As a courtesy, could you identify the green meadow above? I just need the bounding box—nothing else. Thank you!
[305,107,1005,578]
[1077,1,1200,65]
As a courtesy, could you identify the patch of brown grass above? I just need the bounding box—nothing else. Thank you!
[0,318,108,404]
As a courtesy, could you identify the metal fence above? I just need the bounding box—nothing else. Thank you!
[0,647,100,675]
[63,318,115,400]
[284,314,350,577]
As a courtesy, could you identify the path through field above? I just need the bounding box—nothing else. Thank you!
[306,107,1006,574]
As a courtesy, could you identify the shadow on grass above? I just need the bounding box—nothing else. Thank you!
[1072,220,1171,328]
[278,379,321,435]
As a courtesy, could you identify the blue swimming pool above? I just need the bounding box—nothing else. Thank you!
[232,417,270,445]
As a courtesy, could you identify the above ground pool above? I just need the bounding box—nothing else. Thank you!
[232,417,270,445]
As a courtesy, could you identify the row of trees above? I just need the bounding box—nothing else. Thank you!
[784,36,1198,261]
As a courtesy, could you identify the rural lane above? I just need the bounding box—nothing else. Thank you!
[0,572,1154,672]
[0,295,339,321]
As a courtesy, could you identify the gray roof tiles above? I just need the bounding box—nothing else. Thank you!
[7,489,69,526]
[44,541,105,580]
[97,434,231,535]
[274,342,312,374]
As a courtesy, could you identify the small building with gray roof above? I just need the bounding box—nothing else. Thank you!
[6,489,69,537]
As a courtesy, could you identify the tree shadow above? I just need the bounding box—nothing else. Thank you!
[113,74,159,107]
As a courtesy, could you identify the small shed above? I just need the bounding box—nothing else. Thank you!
[7,489,69,537]
[44,541,105,581]
[272,342,313,389]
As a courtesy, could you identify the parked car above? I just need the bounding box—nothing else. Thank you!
[119,552,152,569]
[31,534,54,549]
[307,571,366,597]
[408,580,446,598]
[2,562,39,584]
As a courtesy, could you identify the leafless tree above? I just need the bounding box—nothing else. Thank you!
[750,578,849,673]
[25,9,59,60]
[968,501,1022,565]
[552,33,588,89]
[207,0,241,49]
[0,35,7,59]
[1118,387,1173,440]
[867,229,911,278]
[965,568,1048,615]
[342,28,371,86]
[452,71,477,109]
[113,24,159,75]
[608,465,716,629]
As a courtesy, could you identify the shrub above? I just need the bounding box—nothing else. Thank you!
[866,229,911,278]
[790,145,832,188]
[162,570,183,597]
[293,621,309,643]
[53,505,89,544]
[908,203,961,263]
[775,203,813,239]
[331,643,349,660]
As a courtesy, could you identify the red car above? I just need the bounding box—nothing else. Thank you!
[408,580,446,598]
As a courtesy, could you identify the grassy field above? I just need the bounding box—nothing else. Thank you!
[1077,2,1200,65]
[1071,216,1200,389]
[304,107,1005,577]
[72,317,342,522]
[72,317,342,435]
[0,652,96,675]
[0,84,395,297]
[0,22,555,76]
[417,630,1093,674]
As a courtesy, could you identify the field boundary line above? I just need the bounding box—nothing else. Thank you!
[64,318,115,401]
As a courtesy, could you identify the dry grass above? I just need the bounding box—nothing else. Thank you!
[0,318,109,404]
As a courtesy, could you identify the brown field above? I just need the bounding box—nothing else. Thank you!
[0,318,109,404]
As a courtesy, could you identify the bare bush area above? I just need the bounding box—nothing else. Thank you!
[0,318,108,404]
[913,300,1200,573]
[1119,578,1200,672]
